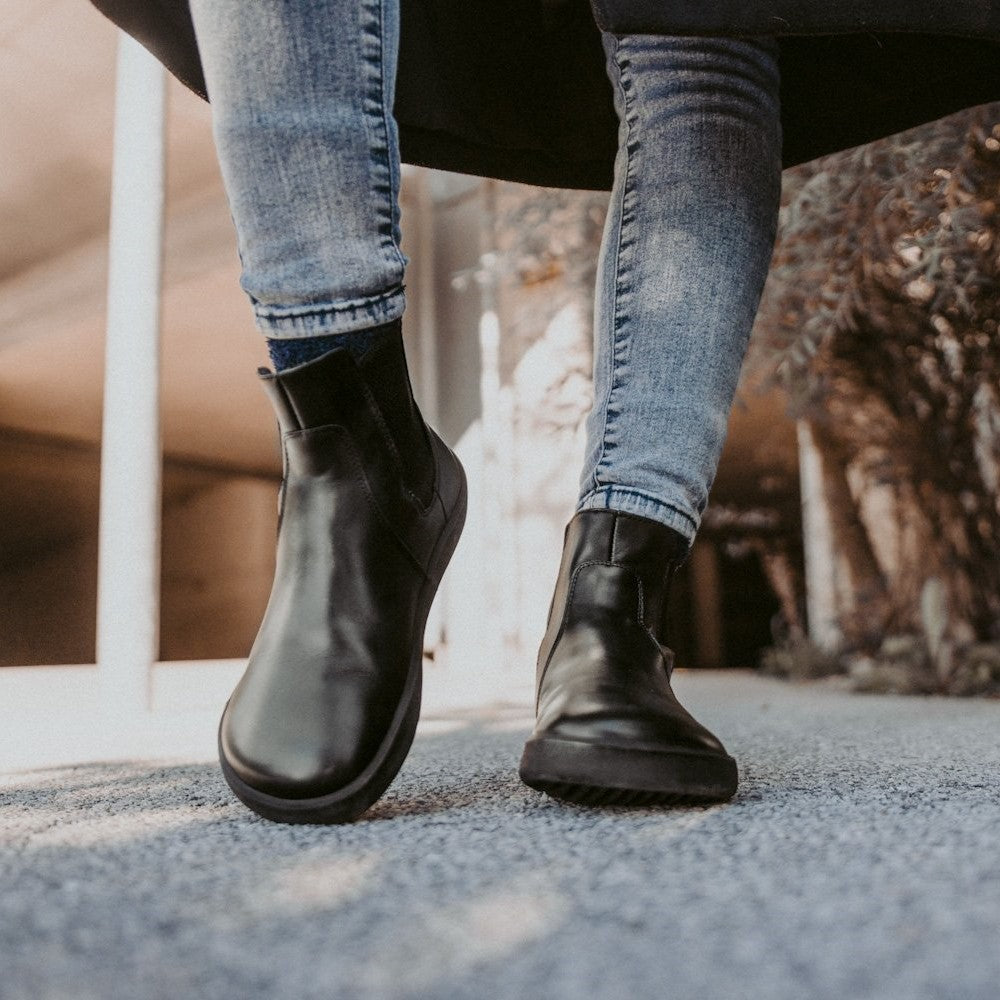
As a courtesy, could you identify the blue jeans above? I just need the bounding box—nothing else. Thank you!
[188,0,783,542]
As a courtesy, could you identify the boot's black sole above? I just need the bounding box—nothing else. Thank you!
[519,736,738,807]
[219,456,468,825]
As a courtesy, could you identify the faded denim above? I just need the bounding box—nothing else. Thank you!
[188,0,408,335]
[188,0,783,541]
[576,33,782,540]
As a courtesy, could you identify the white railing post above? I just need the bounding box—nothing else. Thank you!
[96,33,167,715]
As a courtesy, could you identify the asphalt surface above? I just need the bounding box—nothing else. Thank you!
[2,671,999,1000]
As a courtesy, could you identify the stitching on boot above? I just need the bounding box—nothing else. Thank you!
[285,424,429,576]
[537,559,651,708]
[343,367,436,516]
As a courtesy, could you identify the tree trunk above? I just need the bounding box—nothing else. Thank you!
[808,419,891,647]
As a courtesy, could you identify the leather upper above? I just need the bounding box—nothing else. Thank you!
[533,509,727,755]
[220,346,463,799]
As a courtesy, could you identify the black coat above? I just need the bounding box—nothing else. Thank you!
[592,0,1000,36]
[89,0,1000,189]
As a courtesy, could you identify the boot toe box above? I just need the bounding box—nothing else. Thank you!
[536,679,729,756]
[219,686,386,800]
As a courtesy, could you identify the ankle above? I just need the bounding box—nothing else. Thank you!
[266,318,400,371]
[263,319,435,508]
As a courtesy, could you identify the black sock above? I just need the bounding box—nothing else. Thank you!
[266,321,396,372]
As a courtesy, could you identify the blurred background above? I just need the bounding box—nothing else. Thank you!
[3,0,999,715]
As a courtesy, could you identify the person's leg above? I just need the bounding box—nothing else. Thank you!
[521,34,782,806]
[578,33,783,543]
[188,0,407,366]
[187,0,467,824]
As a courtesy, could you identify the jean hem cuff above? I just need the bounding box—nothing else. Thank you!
[254,287,406,338]
[576,486,698,543]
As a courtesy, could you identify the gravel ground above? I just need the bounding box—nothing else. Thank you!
[2,671,999,1000]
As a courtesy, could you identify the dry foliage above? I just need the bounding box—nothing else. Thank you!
[750,104,1000,692]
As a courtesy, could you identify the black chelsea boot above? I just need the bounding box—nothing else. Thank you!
[519,508,738,806]
[219,322,467,823]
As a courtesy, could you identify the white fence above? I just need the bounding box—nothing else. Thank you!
[0,37,244,770]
